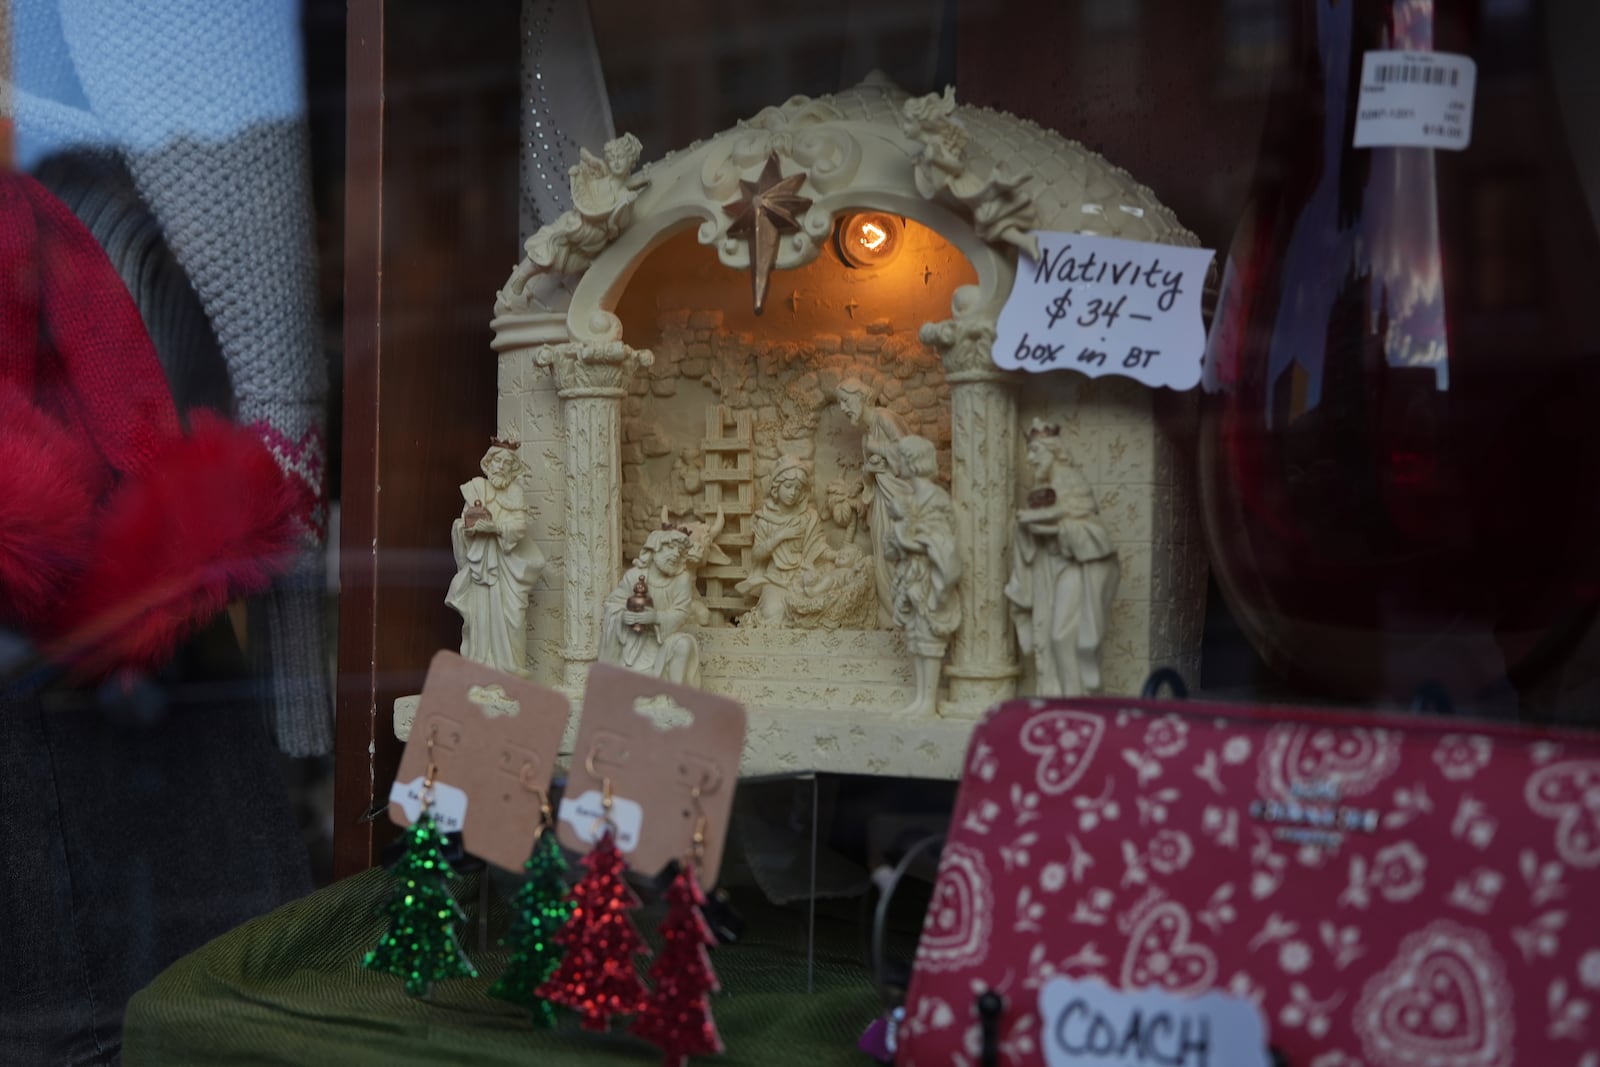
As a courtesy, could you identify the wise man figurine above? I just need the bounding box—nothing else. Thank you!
[600,526,706,687]
[1004,420,1120,696]
[446,435,545,675]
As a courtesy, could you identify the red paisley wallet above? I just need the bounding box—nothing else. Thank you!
[898,697,1600,1067]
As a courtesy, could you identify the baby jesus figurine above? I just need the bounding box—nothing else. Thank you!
[785,544,876,630]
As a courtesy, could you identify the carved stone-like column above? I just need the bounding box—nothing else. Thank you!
[922,316,1020,713]
[535,340,654,688]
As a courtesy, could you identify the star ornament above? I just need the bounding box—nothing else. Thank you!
[722,154,812,315]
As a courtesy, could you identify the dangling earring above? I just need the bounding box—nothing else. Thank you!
[631,776,725,1065]
[535,751,651,1030]
[364,727,478,996]
[488,791,571,1026]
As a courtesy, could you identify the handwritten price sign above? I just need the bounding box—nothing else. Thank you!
[994,232,1215,390]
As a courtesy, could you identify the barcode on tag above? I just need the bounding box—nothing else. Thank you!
[1354,50,1477,151]
[1373,63,1462,87]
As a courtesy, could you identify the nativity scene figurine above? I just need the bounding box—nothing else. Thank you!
[736,455,831,626]
[600,526,708,688]
[835,377,909,627]
[1005,420,1120,697]
[446,437,545,676]
[884,435,961,717]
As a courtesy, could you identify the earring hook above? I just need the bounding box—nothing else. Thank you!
[583,744,617,839]
[528,787,555,845]
[422,725,439,807]
[687,779,708,871]
[584,745,617,814]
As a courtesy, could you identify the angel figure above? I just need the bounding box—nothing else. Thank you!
[571,131,648,226]
[898,85,967,183]
[897,87,1037,256]
[520,132,649,278]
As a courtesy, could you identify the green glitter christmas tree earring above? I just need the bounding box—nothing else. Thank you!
[363,735,478,997]
[488,793,572,1026]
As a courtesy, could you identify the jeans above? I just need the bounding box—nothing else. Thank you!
[1,641,312,1066]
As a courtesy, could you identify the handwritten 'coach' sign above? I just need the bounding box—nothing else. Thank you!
[1038,977,1271,1067]
[994,232,1215,390]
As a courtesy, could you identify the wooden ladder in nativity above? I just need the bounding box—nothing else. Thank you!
[698,405,754,615]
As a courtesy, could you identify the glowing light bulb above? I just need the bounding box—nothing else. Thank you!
[837,212,901,267]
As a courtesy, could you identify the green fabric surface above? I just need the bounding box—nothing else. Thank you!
[123,867,886,1066]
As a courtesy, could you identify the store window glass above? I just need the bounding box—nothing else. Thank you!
[3,2,1596,1064]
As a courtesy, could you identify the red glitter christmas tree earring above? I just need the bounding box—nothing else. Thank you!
[535,760,652,1030]
[631,778,725,1066]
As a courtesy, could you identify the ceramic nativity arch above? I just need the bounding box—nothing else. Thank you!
[486,76,1207,777]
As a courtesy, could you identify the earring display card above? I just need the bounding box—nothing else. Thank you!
[560,662,747,883]
[387,650,574,872]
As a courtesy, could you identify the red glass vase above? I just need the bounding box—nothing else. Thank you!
[1199,0,1600,712]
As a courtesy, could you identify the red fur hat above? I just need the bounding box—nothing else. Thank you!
[0,171,299,675]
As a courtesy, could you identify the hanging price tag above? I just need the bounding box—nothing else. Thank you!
[994,232,1215,390]
[1353,50,1477,151]
[388,777,469,833]
[558,789,645,852]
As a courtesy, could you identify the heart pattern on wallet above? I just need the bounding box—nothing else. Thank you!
[915,842,994,973]
[1355,921,1513,1067]
[1118,899,1217,996]
[1524,761,1600,868]
[1019,709,1104,795]
[1258,723,1402,803]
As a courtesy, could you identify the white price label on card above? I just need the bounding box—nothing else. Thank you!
[994,231,1215,390]
[1354,50,1477,150]
[1038,977,1270,1067]
[559,790,643,853]
[388,776,469,833]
